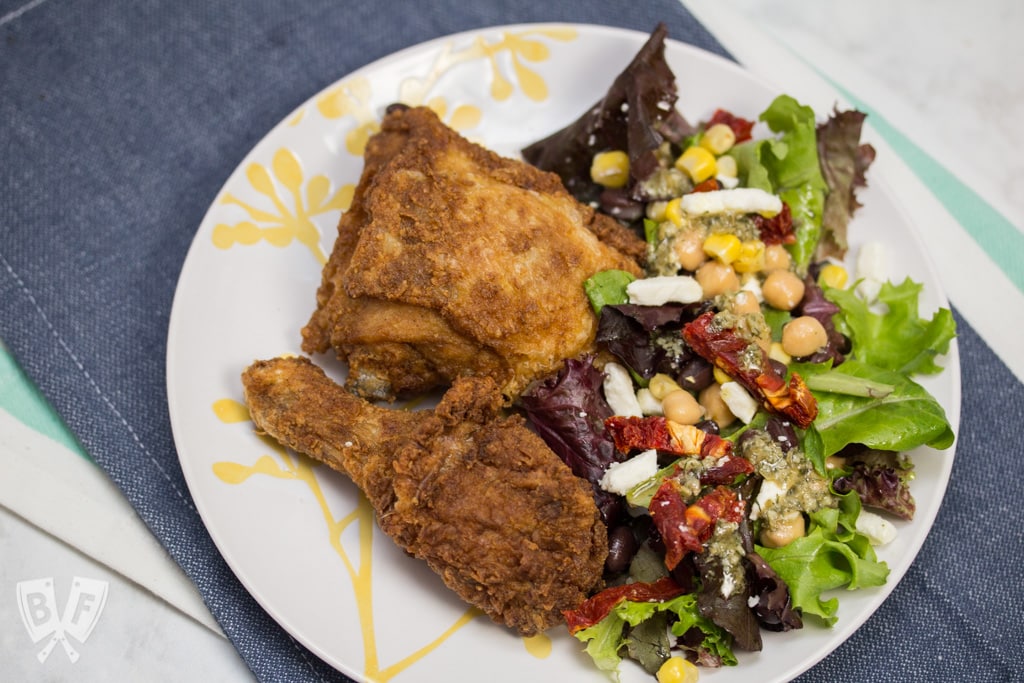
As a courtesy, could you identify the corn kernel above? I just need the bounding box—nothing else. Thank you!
[713,366,732,385]
[590,150,630,189]
[699,123,736,155]
[702,232,742,264]
[649,373,683,400]
[819,263,849,289]
[769,341,792,365]
[675,146,717,184]
[657,656,700,683]
[733,239,766,273]
[665,197,684,227]
[715,154,738,179]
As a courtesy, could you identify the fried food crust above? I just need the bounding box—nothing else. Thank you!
[242,356,607,636]
[302,106,644,401]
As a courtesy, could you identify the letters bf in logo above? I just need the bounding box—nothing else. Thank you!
[16,577,109,663]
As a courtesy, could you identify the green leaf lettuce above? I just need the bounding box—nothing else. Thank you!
[756,491,889,625]
[730,95,827,271]
[572,593,735,679]
[827,278,957,376]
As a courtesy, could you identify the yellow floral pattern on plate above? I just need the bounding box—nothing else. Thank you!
[315,26,577,155]
[211,27,575,260]
[211,147,352,265]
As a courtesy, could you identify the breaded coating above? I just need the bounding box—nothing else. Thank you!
[302,106,645,401]
[242,356,607,636]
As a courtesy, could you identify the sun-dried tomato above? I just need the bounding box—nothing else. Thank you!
[563,576,687,634]
[699,454,755,486]
[752,202,795,245]
[605,415,732,458]
[682,311,817,428]
[707,108,755,143]
[650,484,745,570]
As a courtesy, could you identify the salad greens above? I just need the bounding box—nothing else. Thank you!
[585,269,637,314]
[756,491,889,625]
[731,95,827,272]
[518,23,955,682]
[799,359,955,460]
[575,593,736,676]
[827,278,957,375]
[816,109,877,261]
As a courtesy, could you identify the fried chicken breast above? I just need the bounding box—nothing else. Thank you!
[302,106,645,401]
[242,356,607,636]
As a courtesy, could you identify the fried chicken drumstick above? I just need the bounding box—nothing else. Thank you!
[241,356,607,636]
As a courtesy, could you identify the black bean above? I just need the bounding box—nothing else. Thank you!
[599,188,645,222]
[768,358,789,378]
[696,419,720,435]
[605,525,639,576]
[766,417,798,453]
[677,357,713,392]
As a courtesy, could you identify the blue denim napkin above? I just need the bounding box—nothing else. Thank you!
[1,0,1019,681]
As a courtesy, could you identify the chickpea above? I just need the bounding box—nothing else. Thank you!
[732,290,761,315]
[673,232,706,272]
[781,315,829,358]
[762,243,792,272]
[695,260,739,297]
[760,511,806,548]
[698,383,736,428]
[762,270,806,311]
[662,389,704,425]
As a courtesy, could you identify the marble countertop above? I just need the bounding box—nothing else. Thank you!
[729,0,1023,228]
[2,1,1020,680]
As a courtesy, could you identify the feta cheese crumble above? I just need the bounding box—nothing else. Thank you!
[855,241,888,303]
[679,188,782,217]
[750,477,785,521]
[720,381,758,424]
[627,275,702,306]
[603,362,643,417]
[856,510,898,546]
[600,449,658,496]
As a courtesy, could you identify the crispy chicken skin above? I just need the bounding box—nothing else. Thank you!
[241,356,607,636]
[301,106,645,401]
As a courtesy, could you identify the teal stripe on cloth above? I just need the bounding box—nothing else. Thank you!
[0,344,92,461]
[826,81,1024,295]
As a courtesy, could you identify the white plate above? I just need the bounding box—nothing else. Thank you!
[167,23,960,683]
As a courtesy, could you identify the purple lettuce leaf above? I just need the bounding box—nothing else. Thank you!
[815,108,877,262]
[596,302,711,382]
[695,555,763,652]
[521,22,694,210]
[516,356,626,524]
[744,552,804,632]
[832,448,916,520]
[596,303,694,381]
